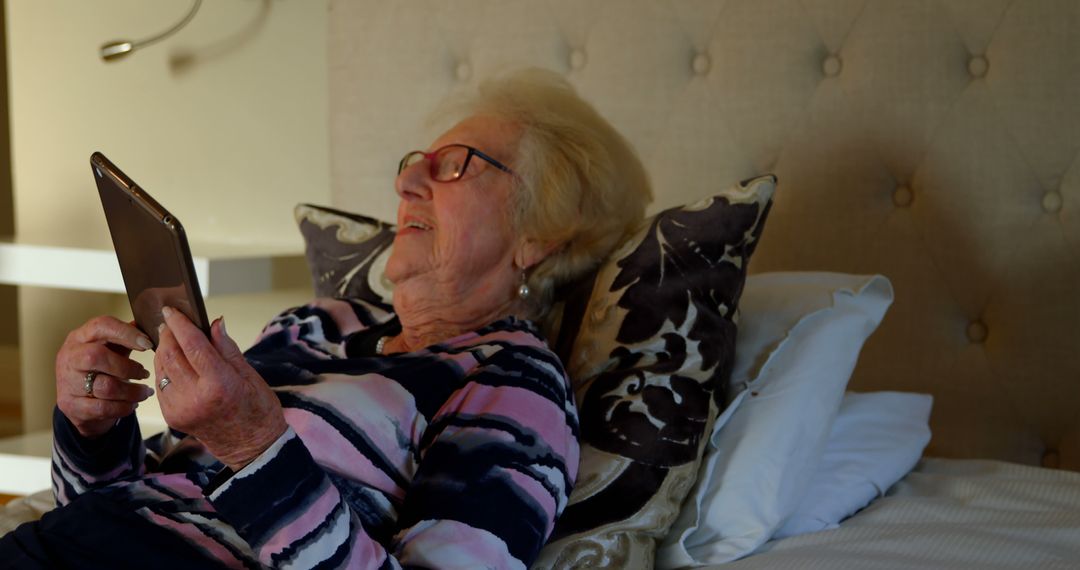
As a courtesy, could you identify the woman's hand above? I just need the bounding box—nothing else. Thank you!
[155,306,288,472]
[55,317,155,439]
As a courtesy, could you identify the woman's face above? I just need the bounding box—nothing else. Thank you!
[385,115,522,302]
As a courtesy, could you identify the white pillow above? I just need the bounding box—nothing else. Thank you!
[772,390,932,539]
[656,272,894,568]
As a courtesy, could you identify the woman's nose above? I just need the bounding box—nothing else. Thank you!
[394,161,433,201]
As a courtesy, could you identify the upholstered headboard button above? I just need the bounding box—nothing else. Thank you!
[966,320,988,344]
[1042,449,1060,469]
[456,61,472,82]
[1043,190,1063,214]
[967,55,989,78]
[569,48,587,71]
[822,54,842,77]
[892,185,914,208]
[692,52,711,76]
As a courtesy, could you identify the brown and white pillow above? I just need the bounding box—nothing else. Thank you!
[533,175,775,568]
[294,203,396,309]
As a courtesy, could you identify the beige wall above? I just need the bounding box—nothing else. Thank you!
[6,0,328,430]
[0,1,20,434]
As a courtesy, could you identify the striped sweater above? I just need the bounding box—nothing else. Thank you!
[51,298,580,569]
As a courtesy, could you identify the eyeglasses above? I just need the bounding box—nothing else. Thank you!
[397,144,515,182]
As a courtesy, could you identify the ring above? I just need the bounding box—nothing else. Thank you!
[159,377,171,391]
[84,371,99,398]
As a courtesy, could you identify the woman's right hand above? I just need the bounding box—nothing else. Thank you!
[55,316,155,439]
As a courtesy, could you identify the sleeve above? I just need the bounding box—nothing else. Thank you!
[52,407,219,506]
[51,406,145,505]
[206,428,399,569]
[205,343,580,570]
[394,343,580,568]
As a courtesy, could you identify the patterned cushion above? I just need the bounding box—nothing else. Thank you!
[294,203,396,309]
[532,175,775,568]
[293,174,776,567]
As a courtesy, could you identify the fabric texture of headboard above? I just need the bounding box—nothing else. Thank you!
[327,0,1080,469]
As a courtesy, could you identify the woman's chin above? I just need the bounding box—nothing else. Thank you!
[383,255,411,285]
[383,266,423,294]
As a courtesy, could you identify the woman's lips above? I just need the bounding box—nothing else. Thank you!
[397,225,428,236]
[399,217,433,235]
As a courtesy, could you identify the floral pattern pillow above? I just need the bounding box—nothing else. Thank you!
[293,174,776,568]
[532,175,775,568]
[294,203,396,309]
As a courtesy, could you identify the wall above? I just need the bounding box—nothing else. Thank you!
[6,0,328,431]
[0,0,20,436]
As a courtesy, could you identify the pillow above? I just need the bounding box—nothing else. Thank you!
[294,203,396,307]
[294,175,775,568]
[532,175,775,569]
[656,272,894,568]
[772,390,933,539]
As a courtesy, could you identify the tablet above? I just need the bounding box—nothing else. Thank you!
[91,152,210,348]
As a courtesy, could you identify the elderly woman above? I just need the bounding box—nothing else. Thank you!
[0,69,651,568]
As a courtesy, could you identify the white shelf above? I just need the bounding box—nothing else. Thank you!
[0,418,170,496]
[0,430,51,495]
[0,238,307,296]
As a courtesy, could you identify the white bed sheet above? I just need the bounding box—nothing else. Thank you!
[4,459,1078,567]
[707,458,1080,570]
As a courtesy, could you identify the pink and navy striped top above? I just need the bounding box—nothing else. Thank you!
[51,298,580,568]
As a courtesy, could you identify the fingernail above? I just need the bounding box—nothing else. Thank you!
[162,306,174,318]
[139,368,150,379]
[158,323,166,334]
[136,336,152,350]
[143,387,154,399]
[218,316,227,337]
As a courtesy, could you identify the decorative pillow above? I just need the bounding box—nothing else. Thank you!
[773,390,933,539]
[532,175,775,569]
[294,203,396,308]
[293,175,776,569]
[657,272,894,568]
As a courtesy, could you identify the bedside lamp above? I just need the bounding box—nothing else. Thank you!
[100,0,203,62]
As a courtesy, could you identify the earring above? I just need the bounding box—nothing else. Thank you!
[517,271,531,300]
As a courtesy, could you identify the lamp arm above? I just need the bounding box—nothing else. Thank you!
[131,0,203,50]
[100,0,203,61]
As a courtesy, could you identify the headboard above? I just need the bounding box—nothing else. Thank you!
[327,0,1080,470]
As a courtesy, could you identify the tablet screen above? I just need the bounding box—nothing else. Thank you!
[92,153,209,347]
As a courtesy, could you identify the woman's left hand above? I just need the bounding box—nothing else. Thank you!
[155,306,288,472]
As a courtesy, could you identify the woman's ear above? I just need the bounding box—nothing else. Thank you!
[515,238,562,270]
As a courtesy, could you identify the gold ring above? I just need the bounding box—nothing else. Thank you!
[84,371,98,398]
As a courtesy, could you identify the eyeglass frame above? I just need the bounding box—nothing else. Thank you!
[397,143,516,182]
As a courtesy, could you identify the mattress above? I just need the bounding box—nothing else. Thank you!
[710,458,1080,570]
[3,458,1077,567]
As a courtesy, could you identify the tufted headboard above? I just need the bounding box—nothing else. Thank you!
[327,0,1080,470]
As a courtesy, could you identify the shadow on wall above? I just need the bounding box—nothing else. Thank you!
[168,0,272,76]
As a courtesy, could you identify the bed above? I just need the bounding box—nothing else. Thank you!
[3,1,1077,567]
[324,0,1080,568]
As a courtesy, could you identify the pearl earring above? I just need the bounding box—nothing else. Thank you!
[517,271,530,300]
